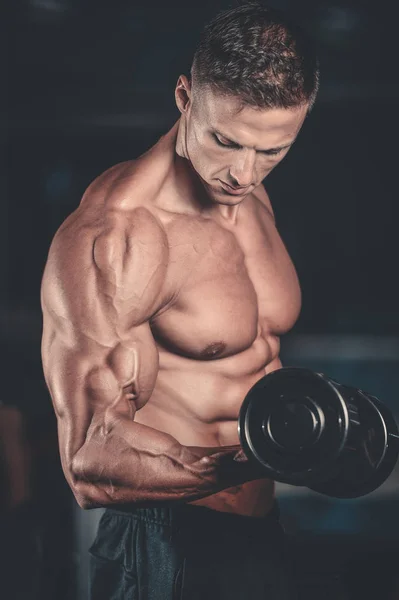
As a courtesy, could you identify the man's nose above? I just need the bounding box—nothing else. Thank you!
[229,151,256,188]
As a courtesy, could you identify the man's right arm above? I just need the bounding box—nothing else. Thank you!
[41,207,253,509]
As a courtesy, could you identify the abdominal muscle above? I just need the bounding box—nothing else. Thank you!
[135,335,278,517]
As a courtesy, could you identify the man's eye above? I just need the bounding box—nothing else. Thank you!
[214,136,237,149]
[263,150,281,157]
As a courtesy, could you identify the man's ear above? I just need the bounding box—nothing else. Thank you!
[175,75,192,114]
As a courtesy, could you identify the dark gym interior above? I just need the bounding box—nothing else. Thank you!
[3,1,399,599]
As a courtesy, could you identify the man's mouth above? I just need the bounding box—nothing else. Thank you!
[219,181,252,196]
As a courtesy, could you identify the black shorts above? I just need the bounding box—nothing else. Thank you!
[89,502,297,600]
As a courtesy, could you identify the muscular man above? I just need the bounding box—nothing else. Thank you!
[41,4,319,599]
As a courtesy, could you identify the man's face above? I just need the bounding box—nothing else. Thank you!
[179,81,308,205]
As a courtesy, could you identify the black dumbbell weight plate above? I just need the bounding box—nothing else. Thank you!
[310,388,399,498]
[238,368,350,486]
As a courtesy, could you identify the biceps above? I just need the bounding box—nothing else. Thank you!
[85,334,159,410]
[44,324,159,463]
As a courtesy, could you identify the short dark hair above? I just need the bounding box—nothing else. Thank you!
[191,2,319,111]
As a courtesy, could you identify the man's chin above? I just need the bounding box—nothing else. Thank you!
[208,187,249,205]
[215,195,245,206]
[198,175,250,205]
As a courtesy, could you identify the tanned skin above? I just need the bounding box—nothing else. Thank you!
[41,75,307,516]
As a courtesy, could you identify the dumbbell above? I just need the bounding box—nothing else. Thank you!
[238,368,399,498]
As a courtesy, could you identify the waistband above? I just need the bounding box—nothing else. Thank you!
[105,501,281,536]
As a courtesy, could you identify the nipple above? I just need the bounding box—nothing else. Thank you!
[201,342,226,359]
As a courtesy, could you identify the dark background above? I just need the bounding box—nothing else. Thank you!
[3,1,399,599]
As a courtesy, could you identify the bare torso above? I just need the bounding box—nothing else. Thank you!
[44,124,301,516]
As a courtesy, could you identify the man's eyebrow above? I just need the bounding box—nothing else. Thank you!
[214,129,294,153]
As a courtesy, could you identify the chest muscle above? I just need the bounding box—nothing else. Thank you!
[150,210,300,360]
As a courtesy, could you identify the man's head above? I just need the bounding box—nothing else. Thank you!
[175,2,319,205]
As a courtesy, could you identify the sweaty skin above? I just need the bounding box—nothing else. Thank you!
[41,81,306,516]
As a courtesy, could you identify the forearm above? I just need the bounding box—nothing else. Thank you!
[70,415,252,509]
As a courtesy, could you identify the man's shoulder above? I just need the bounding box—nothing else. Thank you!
[60,158,165,235]
[46,160,168,281]
[82,159,150,212]
[42,191,169,322]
